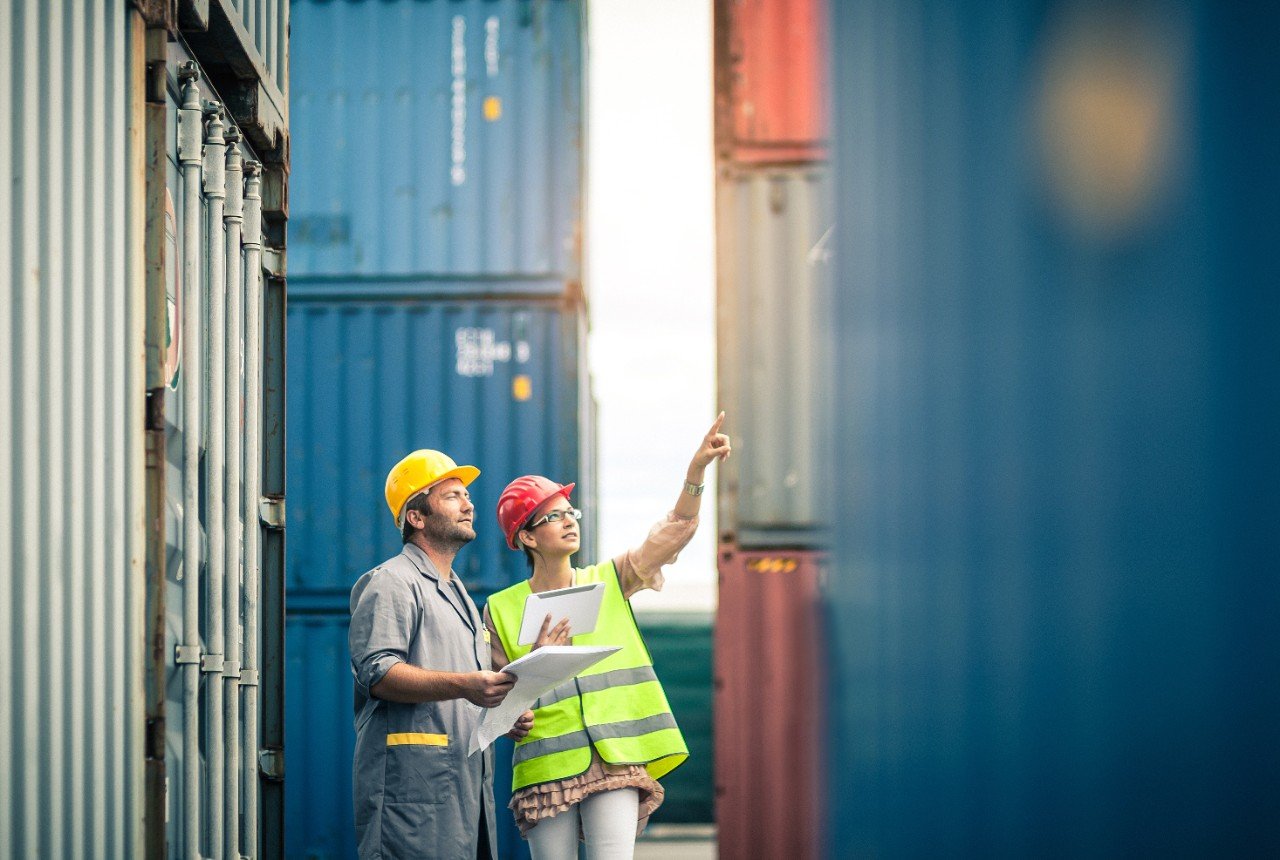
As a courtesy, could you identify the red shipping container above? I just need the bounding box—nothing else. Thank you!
[715,546,826,859]
[716,0,829,164]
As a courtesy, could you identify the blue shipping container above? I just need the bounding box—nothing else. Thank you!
[284,292,595,857]
[288,0,584,288]
[286,613,531,859]
[826,0,1280,856]
[286,294,595,603]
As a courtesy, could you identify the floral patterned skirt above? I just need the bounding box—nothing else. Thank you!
[510,748,665,838]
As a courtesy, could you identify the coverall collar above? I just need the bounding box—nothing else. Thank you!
[401,543,477,633]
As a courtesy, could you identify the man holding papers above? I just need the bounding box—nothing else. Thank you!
[484,414,732,859]
[349,449,532,860]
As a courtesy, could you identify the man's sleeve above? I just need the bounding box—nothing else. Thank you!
[349,573,417,697]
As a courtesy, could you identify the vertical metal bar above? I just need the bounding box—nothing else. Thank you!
[125,11,150,854]
[87,1,110,844]
[142,23,169,859]
[260,263,286,860]
[0,0,15,844]
[202,99,227,860]
[41,1,68,852]
[65,1,88,853]
[175,61,203,860]
[241,161,264,860]
[222,126,245,860]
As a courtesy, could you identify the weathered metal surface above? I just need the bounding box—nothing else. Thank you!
[716,166,832,547]
[288,0,584,287]
[1,2,144,854]
[715,0,828,164]
[715,547,825,859]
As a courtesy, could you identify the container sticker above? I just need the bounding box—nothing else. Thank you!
[512,375,532,401]
[484,96,502,122]
[747,557,800,574]
[164,186,182,388]
[455,327,510,377]
[485,15,500,78]
[451,15,467,186]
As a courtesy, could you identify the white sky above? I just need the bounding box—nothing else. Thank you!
[585,0,718,612]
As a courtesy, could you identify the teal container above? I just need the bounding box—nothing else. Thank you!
[636,611,715,825]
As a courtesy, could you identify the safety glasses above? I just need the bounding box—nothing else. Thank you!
[527,507,583,529]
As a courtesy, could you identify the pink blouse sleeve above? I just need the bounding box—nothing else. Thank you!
[483,605,510,669]
[613,512,700,599]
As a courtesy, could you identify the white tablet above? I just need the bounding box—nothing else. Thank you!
[517,581,606,645]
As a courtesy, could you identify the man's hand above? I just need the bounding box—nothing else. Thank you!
[532,613,572,651]
[506,710,535,741]
[462,670,516,708]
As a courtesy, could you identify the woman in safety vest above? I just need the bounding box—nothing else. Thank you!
[484,413,731,858]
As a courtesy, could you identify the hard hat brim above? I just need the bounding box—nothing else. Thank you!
[395,464,481,527]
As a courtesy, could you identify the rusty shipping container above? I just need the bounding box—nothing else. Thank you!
[714,547,826,860]
[1,2,289,856]
[714,0,828,165]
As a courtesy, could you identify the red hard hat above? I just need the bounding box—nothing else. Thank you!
[497,475,575,550]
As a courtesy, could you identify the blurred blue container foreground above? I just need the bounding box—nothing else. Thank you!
[826,1,1280,855]
[285,1,589,857]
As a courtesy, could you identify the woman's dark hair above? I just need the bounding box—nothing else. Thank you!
[400,490,436,544]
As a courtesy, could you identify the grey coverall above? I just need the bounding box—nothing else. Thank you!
[349,543,499,859]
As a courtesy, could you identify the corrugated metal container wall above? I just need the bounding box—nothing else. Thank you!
[285,2,589,856]
[716,0,827,164]
[714,550,825,859]
[4,4,287,856]
[285,296,593,602]
[1,3,145,855]
[288,0,583,286]
[635,612,715,824]
[826,0,1280,855]
[284,292,592,858]
[181,0,290,155]
[716,168,831,547]
[158,48,278,860]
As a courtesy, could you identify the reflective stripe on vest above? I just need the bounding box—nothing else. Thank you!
[486,561,689,790]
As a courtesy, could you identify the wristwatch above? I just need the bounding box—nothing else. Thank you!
[683,481,705,497]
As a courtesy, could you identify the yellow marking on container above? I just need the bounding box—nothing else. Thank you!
[387,733,449,747]
[484,96,502,121]
[513,375,532,401]
[749,557,799,573]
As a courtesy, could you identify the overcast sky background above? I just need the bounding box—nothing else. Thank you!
[586,0,718,612]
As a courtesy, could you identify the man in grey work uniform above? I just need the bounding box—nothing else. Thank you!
[350,449,534,859]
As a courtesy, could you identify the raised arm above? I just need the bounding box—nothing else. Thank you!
[673,411,732,520]
[614,413,732,597]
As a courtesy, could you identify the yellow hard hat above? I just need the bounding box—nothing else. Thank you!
[385,449,480,528]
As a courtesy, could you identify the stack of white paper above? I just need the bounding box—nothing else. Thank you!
[469,645,621,755]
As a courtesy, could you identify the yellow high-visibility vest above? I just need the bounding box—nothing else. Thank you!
[486,562,688,790]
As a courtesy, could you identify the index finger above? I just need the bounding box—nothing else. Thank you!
[497,671,517,686]
[708,410,726,436]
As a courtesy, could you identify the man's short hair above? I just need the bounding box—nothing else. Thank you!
[400,488,436,544]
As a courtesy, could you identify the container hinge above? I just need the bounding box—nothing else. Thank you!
[239,669,259,687]
[222,660,241,679]
[259,747,284,781]
[175,645,201,665]
[200,653,224,674]
[259,496,285,530]
[262,247,285,278]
